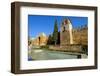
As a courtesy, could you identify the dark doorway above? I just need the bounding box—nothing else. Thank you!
[38,37,40,45]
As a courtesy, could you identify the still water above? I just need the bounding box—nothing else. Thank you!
[28,49,83,61]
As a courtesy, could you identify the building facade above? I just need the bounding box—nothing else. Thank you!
[31,33,48,46]
[60,18,73,45]
[60,18,88,46]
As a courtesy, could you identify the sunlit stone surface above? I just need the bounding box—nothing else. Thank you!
[28,49,87,60]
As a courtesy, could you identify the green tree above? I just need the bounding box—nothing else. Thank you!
[53,20,58,45]
[47,34,53,45]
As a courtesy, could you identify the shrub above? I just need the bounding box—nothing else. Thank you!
[82,45,88,55]
[40,45,49,49]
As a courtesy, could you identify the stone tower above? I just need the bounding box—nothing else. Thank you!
[60,18,73,45]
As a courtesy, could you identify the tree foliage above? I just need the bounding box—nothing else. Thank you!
[47,20,60,45]
[47,34,54,45]
[53,20,58,45]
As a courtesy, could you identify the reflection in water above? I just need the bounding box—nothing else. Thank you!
[28,49,87,61]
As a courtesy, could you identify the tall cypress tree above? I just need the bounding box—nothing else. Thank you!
[53,19,58,45]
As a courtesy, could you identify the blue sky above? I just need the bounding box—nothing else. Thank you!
[28,15,88,38]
